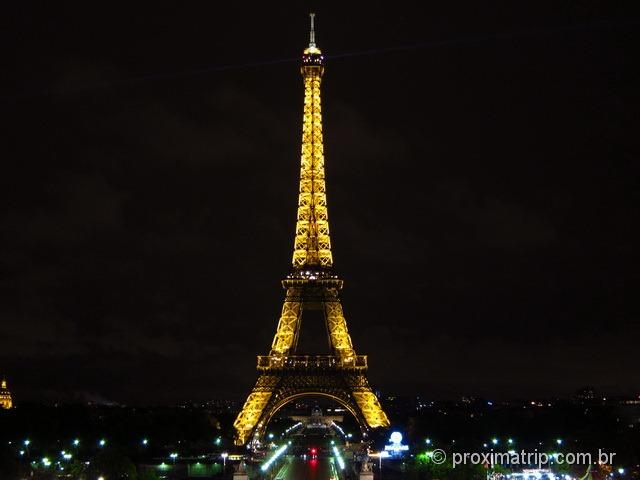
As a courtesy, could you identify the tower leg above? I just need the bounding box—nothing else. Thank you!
[324,293,356,358]
[269,289,302,356]
[345,373,390,428]
[233,374,279,445]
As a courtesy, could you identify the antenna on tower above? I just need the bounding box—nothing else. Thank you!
[309,13,316,48]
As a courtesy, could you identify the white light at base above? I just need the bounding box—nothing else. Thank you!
[261,444,288,472]
[384,431,409,454]
[333,445,345,470]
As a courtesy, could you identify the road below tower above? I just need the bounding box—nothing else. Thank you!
[273,456,338,480]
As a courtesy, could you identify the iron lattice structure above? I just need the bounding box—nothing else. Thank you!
[233,14,389,446]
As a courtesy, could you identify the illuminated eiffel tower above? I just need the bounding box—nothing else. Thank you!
[233,14,390,446]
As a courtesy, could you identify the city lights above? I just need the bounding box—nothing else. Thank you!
[261,444,288,472]
[331,421,346,437]
[3,10,633,480]
[221,452,228,474]
[384,431,409,457]
[285,422,303,434]
[332,445,345,470]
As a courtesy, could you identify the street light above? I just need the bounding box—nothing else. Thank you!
[371,452,389,480]
[221,452,228,474]
[73,438,80,447]
[170,452,178,464]
[99,439,106,447]
[142,438,148,446]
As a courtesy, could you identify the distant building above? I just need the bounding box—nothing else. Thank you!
[290,405,345,430]
[0,378,12,409]
[575,386,596,402]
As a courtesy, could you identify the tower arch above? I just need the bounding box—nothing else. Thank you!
[251,391,368,444]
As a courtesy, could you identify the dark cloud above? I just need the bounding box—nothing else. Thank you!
[430,180,557,250]
[1,1,639,403]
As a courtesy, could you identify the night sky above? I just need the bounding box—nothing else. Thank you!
[2,2,639,405]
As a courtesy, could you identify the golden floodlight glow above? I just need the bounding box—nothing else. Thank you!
[292,45,331,269]
[233,13,389,446]
[0,378,12,410]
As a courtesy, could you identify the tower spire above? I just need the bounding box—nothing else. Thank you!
[294,14,330,270]
[309,12,316,48]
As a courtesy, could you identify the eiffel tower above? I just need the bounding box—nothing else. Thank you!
[233,13,390,446]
